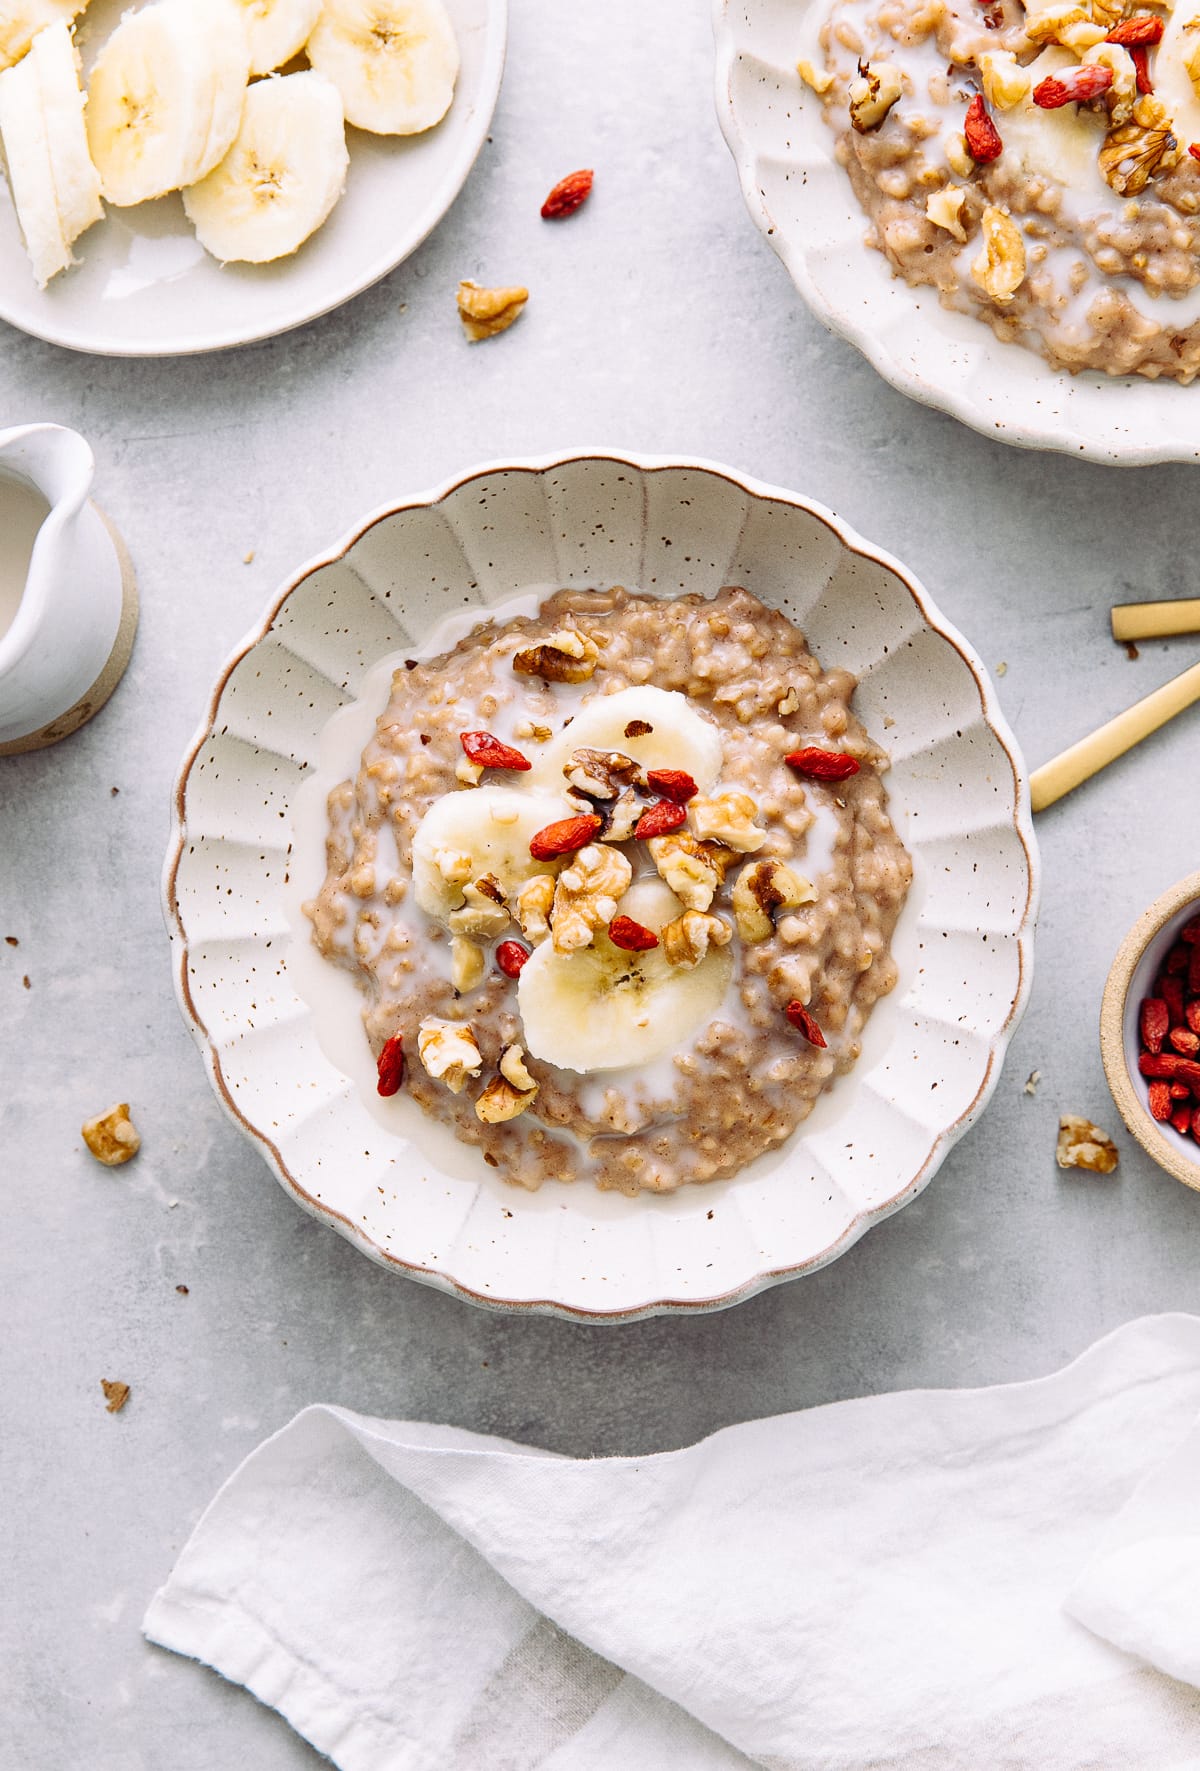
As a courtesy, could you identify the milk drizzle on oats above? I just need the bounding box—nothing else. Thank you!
[305,586,913,1198]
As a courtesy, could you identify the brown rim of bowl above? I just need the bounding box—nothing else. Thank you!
[162,450,1040,1320]
[1100,868,1200,1192]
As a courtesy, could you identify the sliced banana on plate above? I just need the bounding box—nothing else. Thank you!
[306,0,459,135]
[184,72,348,264]
[233,0,322,77]
[517,882,734,1074]
[538,686,725,795]
[0,0,82,75]
[0,20,103,287]
[411,786,569,921]
[86,0,250,207]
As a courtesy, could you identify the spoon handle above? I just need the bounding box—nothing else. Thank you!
[1030,655,1200,813]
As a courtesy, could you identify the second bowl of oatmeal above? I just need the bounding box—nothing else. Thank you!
[165,452,1038,1319]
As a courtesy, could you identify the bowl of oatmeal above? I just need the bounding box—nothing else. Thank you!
[714,0,1200,461]
[165,451,1038,1318]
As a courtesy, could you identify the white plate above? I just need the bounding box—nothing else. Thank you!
[0,0,505,356]
[164,451,1039,1321]
[713,0,1200,465]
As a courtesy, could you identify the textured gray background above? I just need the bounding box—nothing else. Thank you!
[2,1,1198,1764]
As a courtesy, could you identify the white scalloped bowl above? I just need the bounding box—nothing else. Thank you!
[713,0,1200,465]
[164,452,1038,1320]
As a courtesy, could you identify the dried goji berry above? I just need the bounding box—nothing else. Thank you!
[784,747,862,781]
[1188,941,1200,995]
[495,940,530,978]
[1170,1082,1193,1100]
[1140,1052,1200,1087]
[1140,997,1170,1055]
[1166,943,1190,974]
[1033,64,1113,107]
[1191,143,1200,163]
[1161,973,1186,1024]
[1182,915,1200,944]
[1105,14,1163,45]
[645,768,699,804]
[1193,1105,1200,1140]
[541,169,594,220]
[634,800,687,840]
[963,93,1003,162]
[376,1034,405,1097]
[1130,45,1153,93]
[608,915,659,952]
[460,731,532,771]
[529,813,603,860]
[1171,1103,1193,1135]
[1187,1000,1200,1035]
[785,1000,827,1047]
[1148,1079,1173,1121]
[1170,1026,1200,1056]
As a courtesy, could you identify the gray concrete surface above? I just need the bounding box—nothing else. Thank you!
[2,2,1198,1764]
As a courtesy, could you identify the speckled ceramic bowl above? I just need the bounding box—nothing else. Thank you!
[713,0,1200,465]
[1101,871,1200,1190]
[164,452,1039,1320]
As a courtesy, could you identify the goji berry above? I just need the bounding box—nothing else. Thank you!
[460,731,532,771]
[1191,144,1200,164]
[529,814,602,860]
[1170,1082,1193,1100]
[634,800,687,840]
[1170,1026,1200,1057]
[1033,64,1113,107]
[645,768,699,804]
[1188,941,1200,995]
[785,1000,827,1047]
[1187,1000,1200,1035]
[541,169,594,220]
[376,1034,405,1097]
[1149,1079,1173,1121]
[1140,1052,1200,1087]
[1193,1106,1200,1140]
[496,940,530,978]
[784,747,862,782]
[1105,14,1163,45]
[1140,997,1169,1055]
[608,915,659,952]
[1130,45,1153,93]
[1182,916,1200,944]
[963,93,1003,162]
[1166,943,1189,974]
[1162,974,1186,1025]
[1171,1103,1193,1135]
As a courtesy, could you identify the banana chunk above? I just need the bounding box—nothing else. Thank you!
[0,20,102,287]
[306,0,459,136]
[234,0,322,76]
[539,687,724,797]
[0,0,83,75]
[184,73,348,265]
[86,0,250,207]
[411,786,569,922]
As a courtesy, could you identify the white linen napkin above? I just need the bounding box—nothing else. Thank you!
[144,1314,1200,1770]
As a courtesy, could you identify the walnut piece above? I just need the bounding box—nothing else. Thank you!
[457,280,529,341]
[101,1379,131,1414]
[1099,115,1183,196]
[661,911,733,970]
[797,56,834,93]
[1082,43,1136,124]
[448,878,510,939]
[430,846,473,899]
[925,185,968,243]
[849,60,903,133]
[515,874,556,945]
[945,132,974,177]
[475,1074,538,1123]
[563,747,644,800]
[1022,5,1088,43]
[455,756,484,786]
[82,1103,141,1167]
[689,792,767,853]
[971,206,1026,304]
[647,831,721,912]
[980,50,1030,108]
[512,628,600,684]
[417,1019,483,1093]
[732,859,817,944]
[601,788,641,843]
[1056,1114,1119,1175]
[451,935,485,993]
[499,1044,537,1092]
[551,843,633,953]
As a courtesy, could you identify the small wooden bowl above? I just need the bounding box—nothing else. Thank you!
[1101,870,1200,1191]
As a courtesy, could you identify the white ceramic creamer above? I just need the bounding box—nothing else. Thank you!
[0,423,137,756]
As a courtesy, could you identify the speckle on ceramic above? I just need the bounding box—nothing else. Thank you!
[713,0,1200,465]
[163,452,1039,1320]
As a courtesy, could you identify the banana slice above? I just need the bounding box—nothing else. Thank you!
[306,0,459,136]
[86,0,250,207]
[0,21,102,287]
[411,785,570,921]
[234,0,321,75]
[183,73,347,264]
[537,687,725,795]
[0,0,82,75]
[517,910,734,1074]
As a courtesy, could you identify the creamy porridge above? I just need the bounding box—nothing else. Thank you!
[809,0,1200,377]
[306,586,912,1196]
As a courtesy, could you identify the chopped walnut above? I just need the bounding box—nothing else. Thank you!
[475,1075,538,1123]
[797,56,834,93]
[601,788,641,843]
[101,1379,131,1414]
[515,874,556,945]
[1022,3,1087,42]
[417,1019,483,1093]
[81,1103,141,1167]
[451,935,485,993]
[457,280,529,341]
[731,859,817,944]
[551,843,633,953]
[647,831,721,912]
[849,59,904,132]
[925,185,968,242]
[499,1044,537,1092]
[980,50,1030,107]
[513,719,553,742]
[430,846,474,899]
[661,911,734,970]
[1082,43,1136,124]
[971,206,1026,304]
[1056,1114,1119,1174]
[945,132,974,177]
[563,746,644,800]
[512,628,600,684]
[1099,117,1182,196]
[455,756,484,786]
[688,792,767,853]
[448,878,511,939]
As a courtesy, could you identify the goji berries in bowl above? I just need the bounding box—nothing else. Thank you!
[164,451,1038,1320]
[1102,872,1200,1190]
